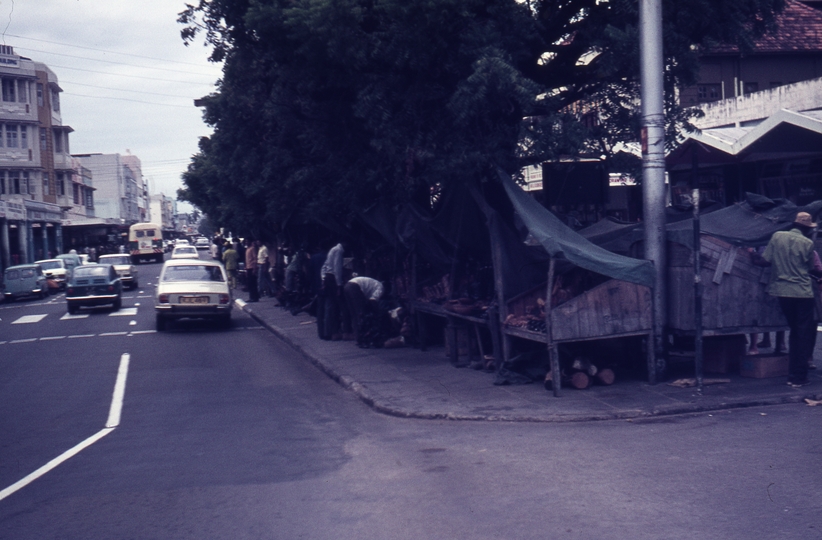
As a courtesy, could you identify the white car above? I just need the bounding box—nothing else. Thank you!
[171,245,200,260]
[97,254,139,289]
[155,259,232,330]
[194,237,210,250]
[174,238,191,246]
[34,258,69,290]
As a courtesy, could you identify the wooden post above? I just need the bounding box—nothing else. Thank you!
[692,146,704,392]
[546,258,561,397]
[490,221,511,368]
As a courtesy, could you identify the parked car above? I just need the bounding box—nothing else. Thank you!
[34,258,70,291]
[2,264,49,301]
[66,264,123,314]
[174,238,191,247]
[194,237,210,250]
[155,259,232,330]
[171,245,200,260]
[97,254,139,289]
[55,252,82,279]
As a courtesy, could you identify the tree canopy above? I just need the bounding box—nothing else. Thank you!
[178,0,784,238]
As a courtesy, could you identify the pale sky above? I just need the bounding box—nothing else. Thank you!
[1,0,224,213]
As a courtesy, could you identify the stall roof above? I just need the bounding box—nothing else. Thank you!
[500,173,656,288]
[667,109,822,168]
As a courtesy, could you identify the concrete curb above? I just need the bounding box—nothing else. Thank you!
[239,302,822,423]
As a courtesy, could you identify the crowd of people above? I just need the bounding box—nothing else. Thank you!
[211,235,407,349]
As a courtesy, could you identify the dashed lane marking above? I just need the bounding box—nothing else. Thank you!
[109,308,138,317]
[11,314,48,324]
[9,338,37,344]
[60,313,89,320]
[39,336,67,341]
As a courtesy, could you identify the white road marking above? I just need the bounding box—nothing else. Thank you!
[134,302,140,307]
[0,428,115,502]
[40,336,67,341]
[129,320,137,326]
[68,334,95,339]
[11,314,48,324]
[0,351,132,501]
[106,353,130,428]
[99,332,128,337]
[60,313,89,320]
[110,308,138,317]
[129,330,156,335]
[10,338,37,344]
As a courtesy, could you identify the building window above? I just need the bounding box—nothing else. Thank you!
[23,171,31,195]
[6,125,17,148]
[697,84,721,103]
[9,171,19,194]
[0,173,5,194]
[51,88,60,112]
[40,128,47,150]
[17,80,27,103]
[73,183,80,204]
[43,172,50,196]
[57,172,65,196]
[743,82,759,94]
[36,83,43,107]
[20,125,27,149]
[85,189,93,209]
[2,78,16,102]
[53,131,62,153]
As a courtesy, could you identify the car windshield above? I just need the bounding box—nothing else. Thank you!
[5,270,19,280]
[101,256,130,265]
[74,266,110,278]
[162,265,225,282]
[38,261,62,270]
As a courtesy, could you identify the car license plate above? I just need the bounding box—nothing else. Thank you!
[180,296,209,304]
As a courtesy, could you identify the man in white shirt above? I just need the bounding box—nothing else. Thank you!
[344,276,384,342]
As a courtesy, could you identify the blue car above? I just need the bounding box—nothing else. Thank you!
[66,264,123,314]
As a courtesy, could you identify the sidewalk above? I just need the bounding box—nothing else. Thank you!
[237,298,822,422]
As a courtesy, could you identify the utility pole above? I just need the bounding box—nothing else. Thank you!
[640,0,666,383]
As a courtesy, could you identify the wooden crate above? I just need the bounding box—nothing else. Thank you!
[668,236,787,333]
[740,354,789,378]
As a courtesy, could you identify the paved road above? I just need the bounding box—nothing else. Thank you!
[1,254,820,539]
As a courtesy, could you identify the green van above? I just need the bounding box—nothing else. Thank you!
[2,263,49,301]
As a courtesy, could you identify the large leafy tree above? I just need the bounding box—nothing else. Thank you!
[178,0,784,236]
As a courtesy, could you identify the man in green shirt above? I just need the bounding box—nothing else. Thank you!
[762,212,821,387]
[222,241,239,289]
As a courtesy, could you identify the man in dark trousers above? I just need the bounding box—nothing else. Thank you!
[244,238,260,302]
[761,212,822,388]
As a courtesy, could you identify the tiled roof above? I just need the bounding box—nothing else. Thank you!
[706,0,822,54]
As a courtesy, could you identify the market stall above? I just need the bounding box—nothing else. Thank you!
[494,173,656,395]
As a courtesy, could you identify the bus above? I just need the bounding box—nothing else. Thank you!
[128,223,164,264]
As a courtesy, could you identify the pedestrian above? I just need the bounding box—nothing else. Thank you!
[222,241,239,289]
[758,211,822,388]
[245,239,260,302]
[317,240,348,340]
[257,241,273,297]
[211,239,221,261]
[344,276,384,342]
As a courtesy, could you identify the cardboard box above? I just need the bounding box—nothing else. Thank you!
[740,354,789,378]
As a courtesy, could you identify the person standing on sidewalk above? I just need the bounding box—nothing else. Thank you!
[759,212,822,388]
[245,239,260,302]
[344,276,384,343]
[318,240,348,340]
[257,241,272,297]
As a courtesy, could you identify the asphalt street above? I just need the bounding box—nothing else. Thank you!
[0,252,820,539]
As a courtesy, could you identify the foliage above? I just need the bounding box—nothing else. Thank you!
[178,0,785,235]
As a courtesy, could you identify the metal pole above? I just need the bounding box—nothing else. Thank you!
[640,0,667,384]
[691,148,704,393]
[546,258,561,397]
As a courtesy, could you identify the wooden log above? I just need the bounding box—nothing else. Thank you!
[596,368,615,385]
[570,372,591,390]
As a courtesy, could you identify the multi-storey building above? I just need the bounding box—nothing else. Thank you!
[149,193,175,233]
[0,46,68,270]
